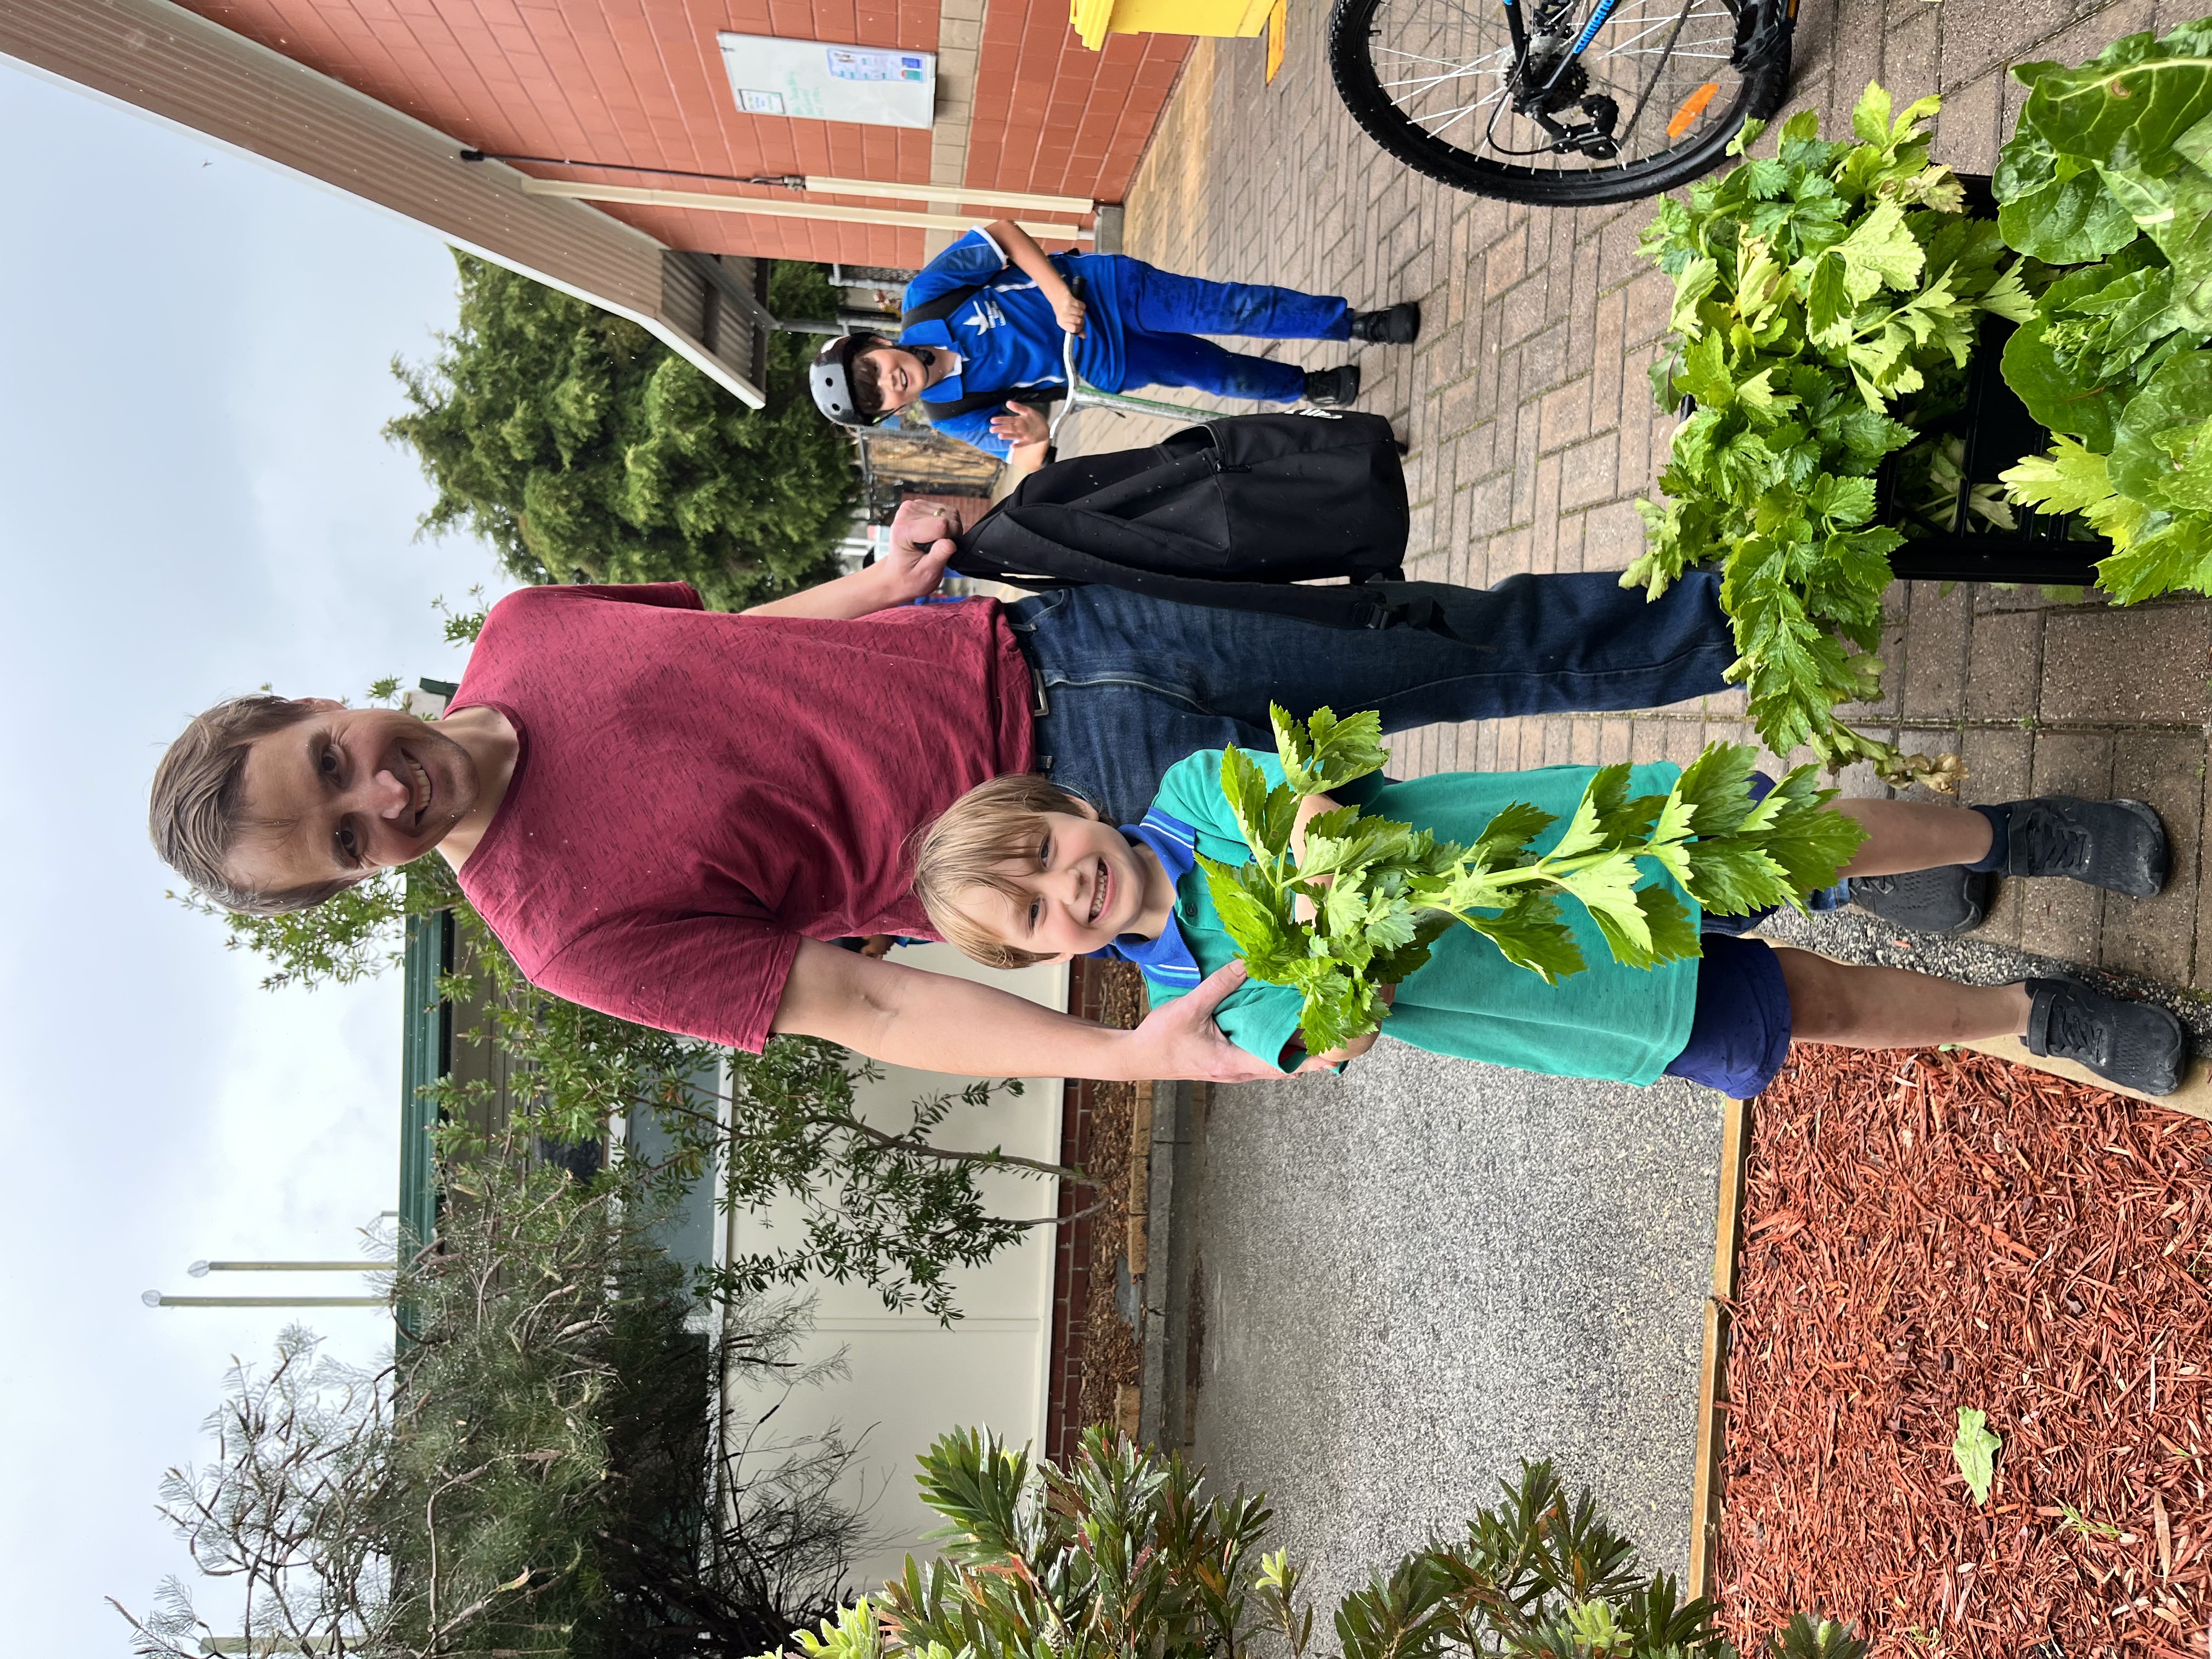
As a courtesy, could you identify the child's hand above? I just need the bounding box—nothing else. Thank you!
[1286,984,1393,1074]
[1289,789,1344,924]
[1052,288,1088,336]
[1294,1028,1381,1074]
[990,400,1051,449]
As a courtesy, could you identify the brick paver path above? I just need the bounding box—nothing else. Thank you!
[1074,0,2212,988]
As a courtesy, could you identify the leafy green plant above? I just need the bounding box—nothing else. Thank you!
[1198,707,1865,1056]
[1951,1407,2002,1505]
[116,1127,871,1659]
[1996,21,2212,601]
[769,1429,1863,1659]
[2056,1499,2125,1541]
[1628,83,2030,789]
[191,849,1092,1328]
[388,255,855,610]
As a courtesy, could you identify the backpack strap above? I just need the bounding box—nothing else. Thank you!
[904,264,1084,421]
[900,282,986,330]
[920,382,1068,421]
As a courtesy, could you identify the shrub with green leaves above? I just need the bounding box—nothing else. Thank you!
[387,255,855,610]
[1629,84,2031,787]
[1198,708,1864,1057]
[770,1427,1866,1659]
[1995,20,2212,601]
[117,1130,870,1659]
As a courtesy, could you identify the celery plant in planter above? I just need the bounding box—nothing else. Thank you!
[1628,84,2032,789]
[1994,20,2212,601]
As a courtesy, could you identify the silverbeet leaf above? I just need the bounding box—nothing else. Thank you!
[1952,1407,2002,1505]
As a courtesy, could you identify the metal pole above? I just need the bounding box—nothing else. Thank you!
[801,173,1097,216]
[1046,332,1342,445]
[146,1295,389,1308]
[190,1260,395,1276]
[517,178,1091,241]
[460,151,1097,216]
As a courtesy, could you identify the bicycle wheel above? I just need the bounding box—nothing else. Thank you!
[1328,0,1795,206]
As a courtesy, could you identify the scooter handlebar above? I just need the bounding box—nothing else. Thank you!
[1047,330,1080,443]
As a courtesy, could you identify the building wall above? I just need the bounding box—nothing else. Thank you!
[721,941,1069,1584]
[172,0,1188,268]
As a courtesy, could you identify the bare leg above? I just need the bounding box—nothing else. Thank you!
[1774,946,2030,1049]
[1834,797,1994,878]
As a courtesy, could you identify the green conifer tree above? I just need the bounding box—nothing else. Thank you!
[387,257,855,610]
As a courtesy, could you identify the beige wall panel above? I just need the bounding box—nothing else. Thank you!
[725,946,1070,1587]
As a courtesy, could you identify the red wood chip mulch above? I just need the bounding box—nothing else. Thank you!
[1717,1046,2212,1658]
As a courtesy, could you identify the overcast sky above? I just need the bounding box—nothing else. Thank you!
[0,61,516,1646]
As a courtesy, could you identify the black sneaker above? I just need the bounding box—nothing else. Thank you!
[1348,302,1421,344]
[2025,978,2187,1096]
[1849,866,1994,936]
[2004,797,2168,898]
[1303,365,1362,407]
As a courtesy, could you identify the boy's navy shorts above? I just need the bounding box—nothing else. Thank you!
[1663,934,1795,1097]
[1660,771,1852,1098]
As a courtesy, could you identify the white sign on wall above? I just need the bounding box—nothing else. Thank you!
[718,33,938,130]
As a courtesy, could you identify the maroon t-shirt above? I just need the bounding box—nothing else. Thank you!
[445,583,1036,1050]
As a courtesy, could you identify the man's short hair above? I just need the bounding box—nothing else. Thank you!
[910,774,1094,971]
[148,693,350,916]
[851,345,893,420]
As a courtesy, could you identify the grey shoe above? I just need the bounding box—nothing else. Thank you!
[2004,797,2168,898]
[1849,866,1994,937]
[2025,978,2187,1096]
[1302,365,1362,407]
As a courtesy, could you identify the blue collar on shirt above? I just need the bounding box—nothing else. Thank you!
[1088,809,1203,988]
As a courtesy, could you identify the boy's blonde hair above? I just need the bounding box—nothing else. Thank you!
[912,774,1097,970]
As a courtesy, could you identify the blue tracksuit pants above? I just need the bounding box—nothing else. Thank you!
[1113,259,1349,403]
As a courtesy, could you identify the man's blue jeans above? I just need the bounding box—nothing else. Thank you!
[1007,569,1735,824]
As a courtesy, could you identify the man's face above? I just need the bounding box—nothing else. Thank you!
[227,701,482,894]
[867,346,932,413]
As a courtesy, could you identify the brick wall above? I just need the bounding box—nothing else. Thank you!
[967,12,1188,202]
[177,1,1188,268]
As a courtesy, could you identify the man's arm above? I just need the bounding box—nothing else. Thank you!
[771,937,1283,1082]
[741,501,971,620]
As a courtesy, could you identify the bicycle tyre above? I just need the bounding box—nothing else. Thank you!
[1327,0,1795,207]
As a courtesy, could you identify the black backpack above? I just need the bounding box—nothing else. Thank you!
[950,411,1427,631]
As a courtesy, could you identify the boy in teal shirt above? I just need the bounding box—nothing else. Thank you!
[909,753,2187,1096]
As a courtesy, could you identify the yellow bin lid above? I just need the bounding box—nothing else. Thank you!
[1071,0,1274,50]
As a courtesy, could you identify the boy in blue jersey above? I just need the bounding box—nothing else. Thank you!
[907,759,2187,1097]
[808,217,1420,473]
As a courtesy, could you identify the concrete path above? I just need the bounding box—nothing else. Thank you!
[1186,1046,1722,1592]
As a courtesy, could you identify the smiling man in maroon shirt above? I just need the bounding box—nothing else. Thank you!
[149,496,1742,1082]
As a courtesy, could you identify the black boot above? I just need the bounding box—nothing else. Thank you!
[1849,866,1994,936]
[2001,797,2169,897]
[1348,302,1421,344]
[1302,365,1362,407]
[2024,978,2188,1095]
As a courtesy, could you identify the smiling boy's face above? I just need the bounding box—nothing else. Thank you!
[864,345,934,413]
[225,701,482,895]
[958,808,1175,961]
